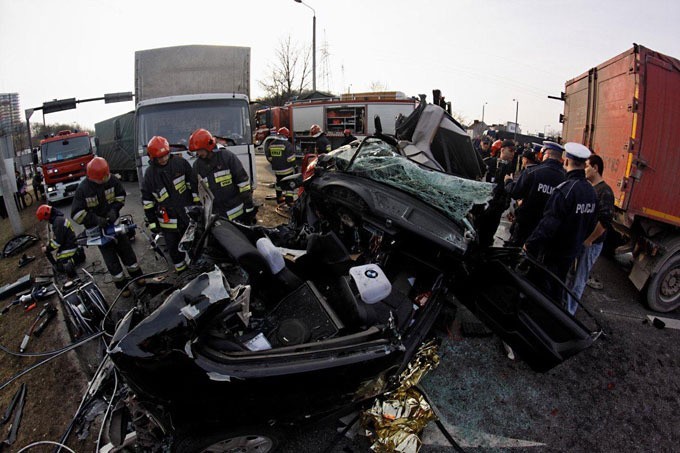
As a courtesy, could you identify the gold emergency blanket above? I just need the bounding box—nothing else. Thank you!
[361,340,440,453]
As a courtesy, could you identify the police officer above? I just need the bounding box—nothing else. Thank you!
[310,124,331,154]
[340,128,357,146]
[36,204,85,278]
[141,136,199,273]
[265,127,297,206]
[475,139,516,248]
[71,157,144,296]
[483,139,504,182]
[524,142,598,303]
[189,128,256,223]
[504,141,566,247]
[475,137,492,159]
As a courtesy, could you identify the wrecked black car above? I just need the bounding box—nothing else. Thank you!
[103,105,599,452]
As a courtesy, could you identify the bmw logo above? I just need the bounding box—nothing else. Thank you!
[364,269,378,278]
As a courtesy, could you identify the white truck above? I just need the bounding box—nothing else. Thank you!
[134,45,256,187]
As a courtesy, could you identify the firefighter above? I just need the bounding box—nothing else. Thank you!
[189,128,256,223]
[310,124,331,154]
[504,141,566,247]
[524,142,598,303]
[341,129,357,146]
[36,204,85,278]
[71,157,144,297]
[264,127,297,212]
[141,136,198,273]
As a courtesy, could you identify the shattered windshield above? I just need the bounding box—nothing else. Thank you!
[333,139,493,224]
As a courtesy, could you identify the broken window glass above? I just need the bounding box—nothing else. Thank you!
[334,139,493,225]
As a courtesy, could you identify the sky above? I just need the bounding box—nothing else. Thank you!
[1,0,679,137]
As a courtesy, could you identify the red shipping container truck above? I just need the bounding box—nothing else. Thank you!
[562,44,680,312]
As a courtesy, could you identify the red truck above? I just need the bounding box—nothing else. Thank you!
[562,44,680,312]
[39,130,96,202]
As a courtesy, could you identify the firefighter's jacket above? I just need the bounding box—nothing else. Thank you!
[48,211,79,261]
[265,136,296,176]
[193,148,254,221]
[71,176,126,228]
[141,155,199,231]
[315,134,332,154]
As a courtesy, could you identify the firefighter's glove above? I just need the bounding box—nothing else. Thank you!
[147,222,160,234]
[106,209,118,224]
[97,216,109,228]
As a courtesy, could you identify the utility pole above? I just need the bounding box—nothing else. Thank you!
[512,99,519,142]
[482,102,487,123]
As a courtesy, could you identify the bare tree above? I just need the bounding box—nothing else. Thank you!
[258,35,312,106]
[368,81,388,92]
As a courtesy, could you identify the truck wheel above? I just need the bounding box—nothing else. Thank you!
[646,254,680,312]
[174,426,281,452]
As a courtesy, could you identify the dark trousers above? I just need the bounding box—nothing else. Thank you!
[56,248,86,278]
[98,234,142,288]
[162,227,187,271]
[538,256,574,306]
[476,207,504,248]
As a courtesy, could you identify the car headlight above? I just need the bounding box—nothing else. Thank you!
[47,186,56,192]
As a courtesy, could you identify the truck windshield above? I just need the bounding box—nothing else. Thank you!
[137,99,251,148]
[41,136,92,163]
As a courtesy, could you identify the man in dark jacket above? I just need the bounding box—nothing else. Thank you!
[264,127,297,206]
[524,143,598,303]
[189,128,256,223]
[36,204,85,278]
[504,141,566,247]
[141,136,199,273]
[475,140,516,247]
[71,157,144,296]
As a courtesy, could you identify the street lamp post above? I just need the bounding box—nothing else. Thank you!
[294,0,316,92]
[512,98,519,142]
[482,102,487,123]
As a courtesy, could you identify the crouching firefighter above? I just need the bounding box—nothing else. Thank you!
[189,128,256,223]
[265,127,298,208]
[142,136,199,273]
[71,157,144,297]
[36,204,85,278]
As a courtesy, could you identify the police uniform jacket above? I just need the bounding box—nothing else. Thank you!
[525,169,598,260]
[48,210,79,261]
[315,134,332,154]
[71,176,126,228]
[141,155,199,231]
[193,148,254,221]
[265,137,296,176]
[506,159,566,226]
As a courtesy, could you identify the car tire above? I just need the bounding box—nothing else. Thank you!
[174,426,282,453]
[646,253,680,312]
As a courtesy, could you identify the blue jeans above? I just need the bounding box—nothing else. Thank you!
[566,242,603,315]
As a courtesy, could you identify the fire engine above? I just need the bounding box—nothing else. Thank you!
[40,130,96,202]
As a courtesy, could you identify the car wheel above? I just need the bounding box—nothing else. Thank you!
[647,253,680,312]
[175,427,281,453]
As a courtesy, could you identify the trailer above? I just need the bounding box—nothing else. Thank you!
[95,111,136,181]
[562,44,680,312]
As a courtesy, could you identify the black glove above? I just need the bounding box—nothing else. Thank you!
[97,216,109,228]
[107,209,118,224]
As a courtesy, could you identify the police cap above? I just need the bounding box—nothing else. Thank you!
[531,142,543,153]
[564,142,592,161]
[542,141,564,153]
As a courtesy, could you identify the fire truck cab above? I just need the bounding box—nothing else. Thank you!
[40,130,96,202]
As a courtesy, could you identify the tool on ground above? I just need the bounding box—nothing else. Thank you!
[0,383,26,447]
[20,304,57,352]
[1,284,56,316]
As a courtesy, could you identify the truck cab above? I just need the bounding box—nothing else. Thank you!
[135,93,256,187]
[40,130,95,202]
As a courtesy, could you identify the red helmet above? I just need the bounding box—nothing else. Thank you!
[36,204,52,221]
[277,127,290,138]
[310,124,322,137]
[343,129,351,136]
[189,128,216,152]
[147,136,170,159]
[491,140,503,157]
[87,157,110,183]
